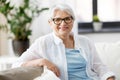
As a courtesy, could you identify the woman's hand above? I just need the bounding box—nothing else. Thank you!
[107,76,115,80]
[22,59,60,77]
[41,59,60,77]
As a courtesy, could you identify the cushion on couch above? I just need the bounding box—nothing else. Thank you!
[95,41,120,79]
[0,66,43,80]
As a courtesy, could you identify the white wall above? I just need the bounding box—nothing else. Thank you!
[30,11,52,43]
[82,33,120,43]
[0,31,8,56]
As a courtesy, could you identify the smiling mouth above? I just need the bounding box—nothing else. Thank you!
[59,27,68,30]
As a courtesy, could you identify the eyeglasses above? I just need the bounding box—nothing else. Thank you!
[52,16,73,25]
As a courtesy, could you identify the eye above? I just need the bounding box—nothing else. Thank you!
[65,17,72,21]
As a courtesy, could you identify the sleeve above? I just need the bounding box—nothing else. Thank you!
[88,39,115,80]
[12,38,45,68]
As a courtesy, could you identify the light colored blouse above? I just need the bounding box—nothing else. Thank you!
[66,48,92,80]
[12,32,115,80]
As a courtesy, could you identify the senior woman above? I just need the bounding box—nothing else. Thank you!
[12,3,115,80]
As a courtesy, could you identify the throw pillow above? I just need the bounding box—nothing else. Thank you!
[0,66,43,80]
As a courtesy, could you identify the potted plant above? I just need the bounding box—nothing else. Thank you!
[0,0,49,56]
[93,14,102,32]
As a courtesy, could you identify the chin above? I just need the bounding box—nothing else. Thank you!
[59,31,70,36]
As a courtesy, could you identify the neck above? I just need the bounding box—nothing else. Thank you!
[61,35,69,42]
[57,33,74,48]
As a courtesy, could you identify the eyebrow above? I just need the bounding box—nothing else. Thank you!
[52,16,72,19]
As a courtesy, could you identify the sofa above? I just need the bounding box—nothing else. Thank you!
[95,41,120,80]
[0,66,43,80]
[0,41,120,80]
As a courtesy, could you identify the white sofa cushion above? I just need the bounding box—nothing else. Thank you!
[34,66,61,80]
[95,41,120,79]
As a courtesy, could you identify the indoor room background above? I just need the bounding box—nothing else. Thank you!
[1,0,120,56]
[0,0,120,79]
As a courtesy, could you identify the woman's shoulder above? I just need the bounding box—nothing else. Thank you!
[74,34,91,42]
[75,34,95,47]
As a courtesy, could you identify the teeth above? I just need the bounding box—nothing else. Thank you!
[61,27,67,29]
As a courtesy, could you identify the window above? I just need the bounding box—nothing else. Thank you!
[98,0,120,22]
[76,0,120,33]
[75,0,92,22]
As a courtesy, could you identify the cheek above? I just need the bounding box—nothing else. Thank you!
[49,21,55,29]
[50,23,58,30]
[69,23,74,29]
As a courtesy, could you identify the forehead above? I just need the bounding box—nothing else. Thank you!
[53,9,71,18]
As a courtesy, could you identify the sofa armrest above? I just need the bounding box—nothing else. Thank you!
[0,66,43,80]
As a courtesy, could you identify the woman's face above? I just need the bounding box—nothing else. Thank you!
[49,10,74,37]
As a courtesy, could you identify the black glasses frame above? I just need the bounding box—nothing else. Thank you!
[52,16,73,25]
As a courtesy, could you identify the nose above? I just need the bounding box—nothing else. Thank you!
[60,20,67,25]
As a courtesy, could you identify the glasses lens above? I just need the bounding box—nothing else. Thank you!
[64,17,72,24]
[53,18,62,25]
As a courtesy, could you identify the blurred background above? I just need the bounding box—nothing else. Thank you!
[1,0,120,56]
[0,0,120,73]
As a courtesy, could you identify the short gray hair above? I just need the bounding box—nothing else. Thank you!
[48,3,75,20]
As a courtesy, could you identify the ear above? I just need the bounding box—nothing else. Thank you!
[48,20,51,24]
[48,20,50,24]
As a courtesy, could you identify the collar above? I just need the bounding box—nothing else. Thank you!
[52,32,63,45]
[52,32,74,45]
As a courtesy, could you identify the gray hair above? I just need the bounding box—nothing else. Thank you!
[48,3,75,20]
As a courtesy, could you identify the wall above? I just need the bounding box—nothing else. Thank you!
[30,11,52,43]
[0,31,8,56]
[82,33,120,43]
